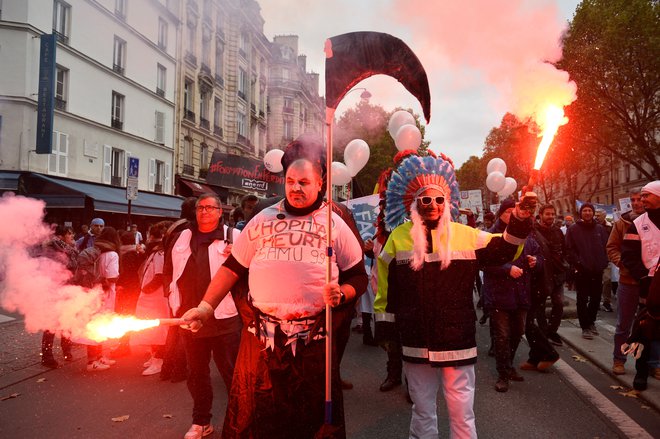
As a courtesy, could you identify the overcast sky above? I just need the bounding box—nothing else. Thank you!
[259,0,580,168]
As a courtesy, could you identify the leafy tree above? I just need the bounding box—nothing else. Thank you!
[455,155,486,195]
[333,103,426,195]
[558,0,660,179]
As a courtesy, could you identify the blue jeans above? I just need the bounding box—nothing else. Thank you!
[183,330,241,426]
[613,283,639,363]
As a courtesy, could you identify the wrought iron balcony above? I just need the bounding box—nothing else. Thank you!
[54,97,67,111]
[111,118,123,130]
[113,63,125,75]
[214,127,223,137]
[156,87,165,98]
[200,118,210,130]
[184,109,195,122]
[111,176,123,187]
[154,183,163,193]
[182,164,194,176]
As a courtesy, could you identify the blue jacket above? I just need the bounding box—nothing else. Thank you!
[482,219,543,311]
[565,220,609,273]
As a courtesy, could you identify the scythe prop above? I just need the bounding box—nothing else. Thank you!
[320,31,431,431]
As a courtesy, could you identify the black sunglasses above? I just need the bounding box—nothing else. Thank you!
[416,196,445,206]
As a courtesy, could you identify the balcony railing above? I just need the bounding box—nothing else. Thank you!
[156,87,165,98]
[237,134,248,145]
[215,75,224,87]
[184,109,195,122]
[283,106,294,114]
[184,52,197,66]
[237,90,246,101]
[111,118,123,130]
[250,103,256,113]
[201,63,211,76]
[182,164,194,176]
[198,168,208,179]
[154,183,163,193]
[238,48,247,59]
[113,63,125,75]
[110,176,123,187]
[200,118,210,130]
[214,126,223,138]
[259,110,265,118]
[54,97,67,111]
[53,30,69,45]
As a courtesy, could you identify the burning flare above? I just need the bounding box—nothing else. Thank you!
[533,104,568,170]
[85,314,159,342]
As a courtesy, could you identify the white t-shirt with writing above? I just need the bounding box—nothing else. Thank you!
[232,201,363,320]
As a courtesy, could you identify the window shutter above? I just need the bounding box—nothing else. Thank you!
[155,111,165,143]
[103,144,112,184]
[164,162,171,194]
[59,133,68,175]
[48,132,58,174]
[148,158,156,191]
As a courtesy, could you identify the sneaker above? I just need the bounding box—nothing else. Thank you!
[86,360,110,372]
[494,377,509,393]
[582,329,594,340]
[612,360,626,375]
[143,356,154,368]
[142,358,163,376]
[547,332,563,346]
[184,424,213,439]
[520,361,538,371]
[537,357,559,372]
[601,302,613,312]
[508,368,524,382]
[99,357,116,366]
[589,324,599,336]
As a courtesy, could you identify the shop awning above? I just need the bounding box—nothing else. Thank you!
[178,178,217,197]
[19,173,182,218]
[0,171,21,191]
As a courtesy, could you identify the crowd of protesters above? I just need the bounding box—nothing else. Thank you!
[36,144,659,438]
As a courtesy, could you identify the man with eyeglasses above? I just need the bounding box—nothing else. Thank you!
[374,154,535,438]
[167,193,241,439]
[181,136,367,438]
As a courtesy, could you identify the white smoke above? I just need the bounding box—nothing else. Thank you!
[0,193,105,339]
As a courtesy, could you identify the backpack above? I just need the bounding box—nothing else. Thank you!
[73,247,102,288]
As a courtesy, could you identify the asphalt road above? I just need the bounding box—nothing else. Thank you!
[1,315,658,439]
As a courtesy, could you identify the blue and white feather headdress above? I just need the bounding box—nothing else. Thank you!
[385,155,460,231]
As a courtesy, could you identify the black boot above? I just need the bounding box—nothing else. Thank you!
[41,331,59,368]
[362,313,377,346]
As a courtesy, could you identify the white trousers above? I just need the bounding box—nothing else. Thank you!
[404,362,477,439]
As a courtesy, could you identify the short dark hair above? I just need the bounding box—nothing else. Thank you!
[120,230,136,245]
[55,225,74,237]
[539,204,556,215]
[240,194,258,209]
[197,193,222,208]
[148,221,172,240]
[181,197,198,221]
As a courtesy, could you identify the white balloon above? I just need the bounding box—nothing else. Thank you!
[344,139,370,177]
[394,124,422,152]
[331,162,352,186]
[486,171,506,193]
[263,149,284,173]
[388,110,416,138]
[486,158,507,176]
[499,177,517,197]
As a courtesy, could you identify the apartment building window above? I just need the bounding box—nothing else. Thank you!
[55,66,68,111]
[238,68,248,100]
[214,98,222,136]
[239,32,248,58]
[183,137,193,175]
[215,41,224,82]
[48,131,68,176]
[158,18,168,50]
[624,164,631,182]
[184,79,194,120]
[283,97,293,114]
[113,36,126,75]
[237,111,247,138]
[613,167,619,184]
[202,29,211,68]
[282,68,289,80]
[115,0,126,19]
[156,64,166,97]
[155,111,165,143]
[149,159,165,192]
[283,119,293,141]
[186,23,196,56]
[111,91,124,130]
[111,148,125,186]
[200,91,209,129]
[52,0,70,44]
[200,143,208,170]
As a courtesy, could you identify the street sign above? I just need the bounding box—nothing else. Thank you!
[127,157,139,201]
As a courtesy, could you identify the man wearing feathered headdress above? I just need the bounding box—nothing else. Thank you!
[374,154,536,438]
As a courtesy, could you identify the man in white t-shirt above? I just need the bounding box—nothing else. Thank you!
[183,144,367,438]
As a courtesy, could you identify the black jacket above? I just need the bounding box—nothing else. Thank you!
[565,220,609,273]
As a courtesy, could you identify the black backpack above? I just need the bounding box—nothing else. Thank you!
[72,247,102,288]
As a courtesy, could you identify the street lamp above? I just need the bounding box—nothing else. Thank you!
[345,87,371,102]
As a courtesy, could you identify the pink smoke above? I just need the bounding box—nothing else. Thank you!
[391,0,577,122]
[0,194,106,339]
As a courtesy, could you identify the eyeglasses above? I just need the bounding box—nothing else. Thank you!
[416,196,445,206]
[196,205,221,213]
